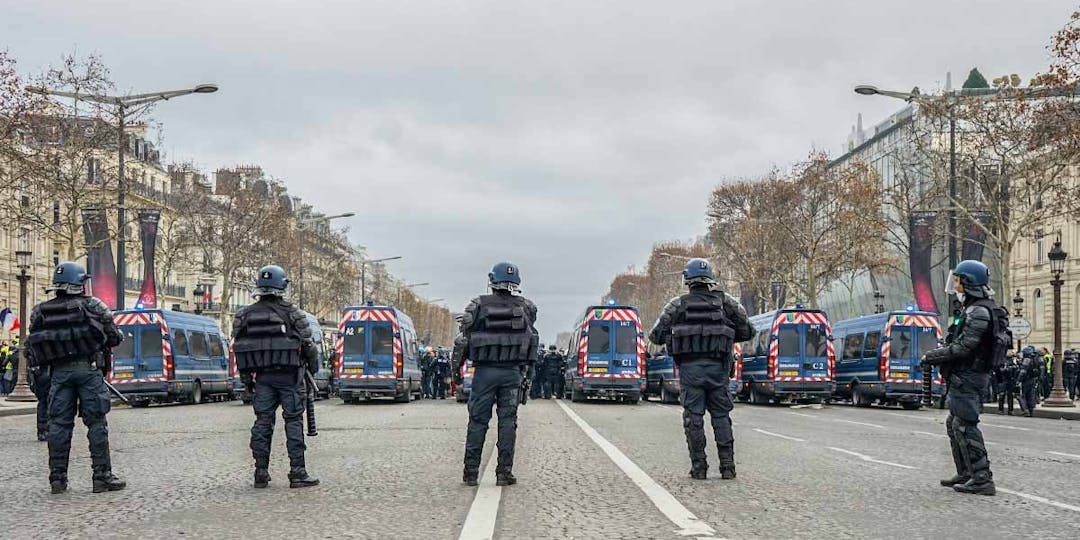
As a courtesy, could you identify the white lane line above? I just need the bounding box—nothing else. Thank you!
[655,402,738,426]
[833,419,886,429]
[886,412,940,422]
[1048,451,1080,459]
[557,400,721,539]
[827,447,918,470]
[458,457,501,540]
[998,487,1080,514]
[981,423,1031,431]
[912,430,996,445]
[752,428,805,442]
[788,412,815,418]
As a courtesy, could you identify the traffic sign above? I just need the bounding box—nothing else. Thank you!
[1009,318,1031,340]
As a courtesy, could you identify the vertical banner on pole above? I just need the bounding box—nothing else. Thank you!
[739,283,757,317]
[909,212,939,315]
[81,208,117,309]
[961,212,991,262]
[137,210,161,308]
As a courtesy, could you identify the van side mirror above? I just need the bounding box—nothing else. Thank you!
[881,336,892,343]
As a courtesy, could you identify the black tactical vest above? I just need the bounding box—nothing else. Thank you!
[26,296,107,367]
[667,292,736,360]
[468,294,537,365]
[233,300,303,372]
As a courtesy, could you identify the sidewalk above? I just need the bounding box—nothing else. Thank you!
[0,396,38,417]
[981,401,1080,421]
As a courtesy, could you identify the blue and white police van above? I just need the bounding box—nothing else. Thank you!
[564,303,646,403]
[735,307,836,404]
[644,353,680,403]
[335,303,422,403]
[831,309,945,409]
[109,309,232,407]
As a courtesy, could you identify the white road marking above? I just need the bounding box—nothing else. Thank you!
[833,419,886,429]
[458,456,502,540]
[886,412,940,422]
[558,400,721,539]
[981,423,1031,431]
[655,402,738,426]
[827,447,917,470]
[1047,451,1080,459]
[913,430,996,445]
[788,412,815,418]
[752,428,805,442]
[998,487,1080,514]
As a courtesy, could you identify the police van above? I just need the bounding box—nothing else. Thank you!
[643,353,680,403]
[335,303,422,403]
[563,304,646,403]
[735,307,836,404]
[109,309,232,407]
[832,309,944,409]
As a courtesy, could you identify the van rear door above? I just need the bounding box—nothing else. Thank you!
[340,320,397,377]
[774,322,829,380]
[611,320,641,377]
[112,324,166,381]
[585,321,613,376]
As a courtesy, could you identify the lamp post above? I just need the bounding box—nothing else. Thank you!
[361,256,402,303]
[26,83,218,311]
[397,282,429,305]
[8,245,36,402]
[296,212,355,310]
[1043,239,1074,407]
[1012,290,1024,350]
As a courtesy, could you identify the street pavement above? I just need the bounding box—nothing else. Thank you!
[1,396,1078,539]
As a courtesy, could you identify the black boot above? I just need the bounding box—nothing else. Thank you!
[92,472,127,493]
[289,467,320,488]
[495,472,517,486]
[254,468,271,489]
[50,480,67,494]
[689,462,708,480]
[939,474,970,487]
[954,476,996,496]
[463,468,479,487]
[718,444,736,480]
[37,433,47,442]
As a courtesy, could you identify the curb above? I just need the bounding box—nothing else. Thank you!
[0,406,37,418]
[980,403,1080,421]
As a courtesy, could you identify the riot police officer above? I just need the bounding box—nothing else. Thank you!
[1063,349,1078,401]
[455,262,539,487]
[922,260,1003,496]
[648,258,754,481]
[543,345,561,399]
[435,349,451,399]
[232,265,320,489]
[26,262,125,494]
[1018,346,1041,416]
[995,352,1020,415]
[420,348,434,399]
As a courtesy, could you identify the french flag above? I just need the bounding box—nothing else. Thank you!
[1,307,20,332]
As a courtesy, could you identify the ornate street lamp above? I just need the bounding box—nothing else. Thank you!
[1012,290,1024,350]
[1043,238,1074,407]
[7,245,37,402]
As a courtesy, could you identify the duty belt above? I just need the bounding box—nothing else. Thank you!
[53,359,97,371]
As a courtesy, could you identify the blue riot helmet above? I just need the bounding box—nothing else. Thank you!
[489,262,522,293]
[51,261,89,295]
[682,258,717,286]
[946,260,992,299]
[254,265,289,297]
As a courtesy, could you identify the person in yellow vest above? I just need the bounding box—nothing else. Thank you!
[1,341,14,395]
[1040,347,1053,400]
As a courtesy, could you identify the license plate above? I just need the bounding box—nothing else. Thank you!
[113,372,133,378]
[892,373,909,378]
[344,368,364,374]
[588,368,608,373]
[780,370,799,376]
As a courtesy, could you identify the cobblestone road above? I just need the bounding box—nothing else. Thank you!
[2,397,1078,539]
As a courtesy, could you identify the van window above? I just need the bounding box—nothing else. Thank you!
[372,325,394,355]
[889,327,913,359]
[342,326,366,355]
[777,327,800,357]
[916,327,938,360]
[863,332,881,359]
[114,328,136,359]
[172,330,190,356]
[755,331,769,356]
[588,324,611,354]
[615,323,637,354]
[140,328,163,357]
[806,324,828,357]
[190,331,209,357]
[842,333,864,360]
[208,334,224,357]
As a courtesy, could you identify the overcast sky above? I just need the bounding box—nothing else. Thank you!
[3,1,1074,340]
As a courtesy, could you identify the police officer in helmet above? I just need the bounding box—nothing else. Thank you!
[455,262,539,487]
[648,258,754,480]
[921,260,1002,496]
[232,265,320,489]
[26,262,125,494]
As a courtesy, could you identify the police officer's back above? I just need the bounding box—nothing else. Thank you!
[232,265,320,489]
[648,258,754,480]
[26,262,125,494]
[1018,346,1041,416]
[456,262,539,487]
[922,260,1007,496]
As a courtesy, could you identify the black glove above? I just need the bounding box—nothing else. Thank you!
[921,347,950,368]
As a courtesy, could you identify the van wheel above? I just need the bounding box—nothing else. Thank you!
[660,384,676,404]
[749,384,769,405]
[852,386,871,408]
[901,402,921,410]
[571,388,585,403]
[131,400,150,408]
[395,388,411,403]
[190,382,203,404]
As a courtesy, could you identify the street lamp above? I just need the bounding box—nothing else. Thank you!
[8,243,36,402]
[1043,239,1074,407]
[397,282,429,304]
[26,83,218,310]
[873,289,886,314]
[1012,290,1025,350]
[361,256,402,303]
[296,212,355,310]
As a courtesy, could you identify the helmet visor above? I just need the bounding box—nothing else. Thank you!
[945,274,963,295]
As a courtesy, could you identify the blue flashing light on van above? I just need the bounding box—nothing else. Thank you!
[335,304,422,403]
[109,309,232,407]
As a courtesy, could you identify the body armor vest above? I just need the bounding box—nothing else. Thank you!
[667,292,735,360]
[468,294,537,364]
[233,300,303,372]
[26,296,107,367]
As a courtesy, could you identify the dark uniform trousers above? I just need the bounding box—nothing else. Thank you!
[47,365,112,482]
[465,365,522,474]
[33,368,51,437]
[250,370,307,468]
[946,371,992,482]
[678,360,734,467]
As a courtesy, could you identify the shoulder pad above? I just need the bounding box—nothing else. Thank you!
[84,296,111,314]
[964,304,991,320]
